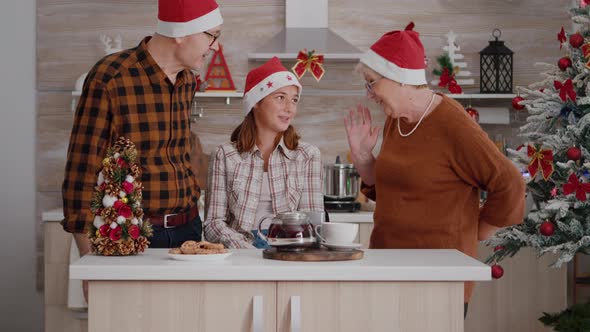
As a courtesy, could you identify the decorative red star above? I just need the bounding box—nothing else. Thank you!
[558,26,566,49]
[286,75,293,81]
[266,81,274,88]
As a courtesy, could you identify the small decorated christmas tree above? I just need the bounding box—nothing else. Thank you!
[89,137,152,256]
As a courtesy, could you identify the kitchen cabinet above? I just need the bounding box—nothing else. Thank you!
[90,281,276,332]
[276,281,463,332]
[71,249,486,332]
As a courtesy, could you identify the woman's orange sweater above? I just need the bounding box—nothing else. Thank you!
[362,95,526,303]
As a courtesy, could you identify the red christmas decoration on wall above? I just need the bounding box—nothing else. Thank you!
[204,44,236,92]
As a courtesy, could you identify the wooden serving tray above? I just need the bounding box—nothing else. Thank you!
[262,247,363,261]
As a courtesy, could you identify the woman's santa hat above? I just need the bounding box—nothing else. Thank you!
[157,0,223,38]
[360,22,427,85]
[243,57,302,115]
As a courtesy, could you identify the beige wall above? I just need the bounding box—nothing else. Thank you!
[36,0,569,303]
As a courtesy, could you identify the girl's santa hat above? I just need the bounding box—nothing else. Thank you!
[360,22,427,85]
[243,57,302,115]
[157,0,223,38]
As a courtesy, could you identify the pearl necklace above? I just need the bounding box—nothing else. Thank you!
[397,93,436,138]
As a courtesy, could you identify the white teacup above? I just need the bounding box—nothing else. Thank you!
[314,222,359,244]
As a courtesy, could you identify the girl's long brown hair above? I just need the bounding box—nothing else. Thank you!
[231,111,301,153]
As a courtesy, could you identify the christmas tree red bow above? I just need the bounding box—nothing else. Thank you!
[582,43,590,69]
[292,49,325,82]
[554,79,576,102]
[563,173,590,201]
[527,145,554,180]
[557,26,566,49]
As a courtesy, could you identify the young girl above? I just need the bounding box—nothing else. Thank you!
[204,57,324,248]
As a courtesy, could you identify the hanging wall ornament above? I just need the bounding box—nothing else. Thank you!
[292,49,325,82]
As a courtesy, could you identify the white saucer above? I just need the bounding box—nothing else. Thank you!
[168,252,232,262]
[321,242,362,251]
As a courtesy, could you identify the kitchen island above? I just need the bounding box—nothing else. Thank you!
[70,248,489,332]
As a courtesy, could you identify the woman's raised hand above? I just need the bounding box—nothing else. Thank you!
[344,104,379,165]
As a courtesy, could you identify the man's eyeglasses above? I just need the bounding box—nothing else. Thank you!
[203,31,221,47]
[364,77,382,94]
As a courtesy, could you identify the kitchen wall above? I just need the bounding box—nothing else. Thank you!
[0,0,42,331]
[36,0,568,298]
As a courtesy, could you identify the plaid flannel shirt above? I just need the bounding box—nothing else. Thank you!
[204,140,324,248]
[62,37,199,233]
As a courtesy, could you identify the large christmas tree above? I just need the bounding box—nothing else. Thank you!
[485,3,590,270]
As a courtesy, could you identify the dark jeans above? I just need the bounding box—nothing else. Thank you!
[148,215,202,248]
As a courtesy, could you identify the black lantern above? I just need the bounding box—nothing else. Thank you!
[479,29,514,93]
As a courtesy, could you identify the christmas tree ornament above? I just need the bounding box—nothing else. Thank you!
[562,173,590,201]
[557,26,566,49]
[582,0,589,8]
[539,221,555,236]
[527,145,554,180]
[551,187,558,197]
[559,106,573,119]
[292,49,325,82]
[491,264,504,279]
[558,57,572,71]
[465,106,479,122]
[554,79,577,102]
[493,245,505,252]
[567,146,582,161]
[569,33,584,48]
[511,96,525,110]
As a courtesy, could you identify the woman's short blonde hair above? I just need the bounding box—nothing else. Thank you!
[355,62,428,89]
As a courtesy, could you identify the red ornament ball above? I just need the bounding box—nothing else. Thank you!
[570,33,585,48]
[558,57,573,71]
[512,96,525,110]
[491,264,504,279]
[493,245,505,252]
[465,107,479,122]
[567,146,582,161]
[540,221,555,236]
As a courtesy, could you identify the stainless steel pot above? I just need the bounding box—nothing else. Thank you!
[323,163,360,200]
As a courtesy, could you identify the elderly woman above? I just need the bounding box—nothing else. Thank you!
[204,57,324,249]
[344,23,525,316]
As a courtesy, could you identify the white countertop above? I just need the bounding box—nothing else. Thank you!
[42,208,374,224]
[70,248,490,282]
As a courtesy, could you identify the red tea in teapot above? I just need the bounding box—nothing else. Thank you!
[258,212,317,251]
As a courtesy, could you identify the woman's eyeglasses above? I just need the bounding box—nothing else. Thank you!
[203,31,221,47]
[364,77,382,94]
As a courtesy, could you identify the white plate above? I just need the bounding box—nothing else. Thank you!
[168,252,232,262]
[321,242,362,251]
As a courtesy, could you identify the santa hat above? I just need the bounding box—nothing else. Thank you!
[157,0,223,38]
[360,22,427,85]
[243,57,302,115]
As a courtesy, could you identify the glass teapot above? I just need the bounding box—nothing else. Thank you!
[257,212,317,251]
